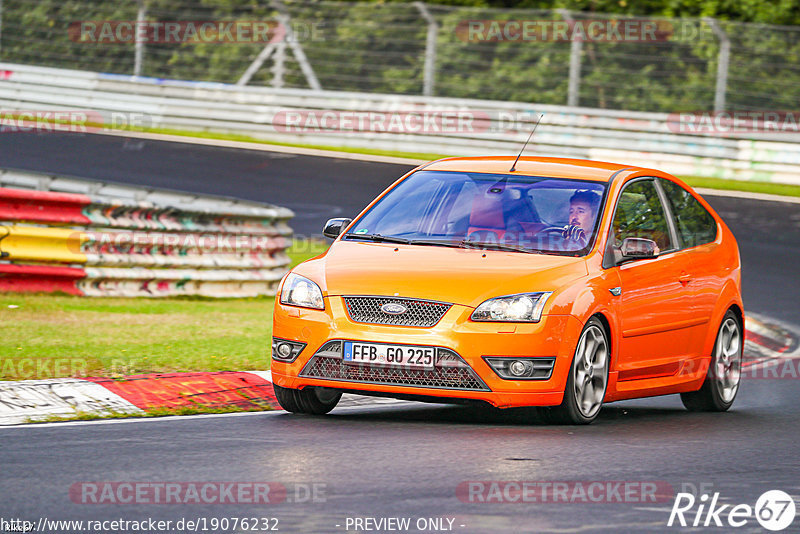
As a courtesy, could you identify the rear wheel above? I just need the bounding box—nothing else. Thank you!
[542,317,609,425]
[681,310,742,412]
[273,384,342,415]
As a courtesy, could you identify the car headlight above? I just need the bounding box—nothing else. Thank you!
[471,292,552,322]
[280,273,324,310]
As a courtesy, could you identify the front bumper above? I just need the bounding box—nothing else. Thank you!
[271,296,583,408]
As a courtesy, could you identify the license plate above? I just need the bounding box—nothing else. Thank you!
[342,341,435,370]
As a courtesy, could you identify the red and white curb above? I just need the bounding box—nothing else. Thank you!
[0,371,279,426]
[0,314,797,426]
[743,313,800,372]
[0,378,145,426]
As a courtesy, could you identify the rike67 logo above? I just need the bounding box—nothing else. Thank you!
[668,490,796,531]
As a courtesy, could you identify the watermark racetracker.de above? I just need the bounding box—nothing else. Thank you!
[455,19,674,43]
[0,111,153,134]
[455,19,751,44]
[271,109,543,135]
[457,480,675,504]
[69,481,326,505]
[68,20,325,44]
[667,111,800,135]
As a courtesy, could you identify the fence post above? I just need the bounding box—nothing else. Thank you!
[557,9,582,108]
[705,17,729,112]
[271,40,286,88]
[133,0,146,77]
[414,2,438,97]
[238,42,278,86]
[273,0,321,90]
[237,0,321,89]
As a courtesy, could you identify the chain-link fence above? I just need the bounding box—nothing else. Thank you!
[3,0,800,112]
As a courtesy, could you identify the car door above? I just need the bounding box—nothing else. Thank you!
[610,178,695,380]
[659,178,722,358]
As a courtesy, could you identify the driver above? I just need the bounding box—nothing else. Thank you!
[562,190,601,246]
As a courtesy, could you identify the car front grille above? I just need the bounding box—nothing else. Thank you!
[343,296,451,327]
[300,342,490,391]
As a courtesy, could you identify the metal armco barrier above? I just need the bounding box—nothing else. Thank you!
[0,171,294,298]
[1,62,800,184]
[0,264,85,295]
[0,188,91,225]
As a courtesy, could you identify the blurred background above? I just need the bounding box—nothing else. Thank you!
[4,0,800,111]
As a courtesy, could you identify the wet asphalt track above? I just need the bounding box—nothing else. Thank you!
[1,132,799,533]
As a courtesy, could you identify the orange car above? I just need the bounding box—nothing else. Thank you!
[271,157,743,424]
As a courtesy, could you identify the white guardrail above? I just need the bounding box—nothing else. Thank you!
[1,62,800,184]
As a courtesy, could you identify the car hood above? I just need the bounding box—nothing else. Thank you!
[295,240,588,308]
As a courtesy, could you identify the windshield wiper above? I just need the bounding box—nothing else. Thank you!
[406,239,464,249]
[344,233,410,244]
[459,239,539,254]
[344,234,537,253]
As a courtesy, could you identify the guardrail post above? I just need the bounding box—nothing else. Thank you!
[705,17,729,112]
[414,2,438,97]
[133,0,146,77]
[558,9,582,108]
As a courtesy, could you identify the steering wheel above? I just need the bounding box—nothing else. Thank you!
[537,226,566,237]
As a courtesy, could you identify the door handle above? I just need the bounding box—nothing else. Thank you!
[678,272,692,284]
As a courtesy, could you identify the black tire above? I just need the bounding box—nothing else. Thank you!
[681,310,742,412]
[273,384,342,415]
[541,317,610,425]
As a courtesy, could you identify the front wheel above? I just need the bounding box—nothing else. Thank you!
[680,310,742,412]
[273,384,342,415]
[542,317,610,425]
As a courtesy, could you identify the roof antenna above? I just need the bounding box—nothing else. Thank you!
[509,113,544,172]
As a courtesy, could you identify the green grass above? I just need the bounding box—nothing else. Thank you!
[679,176,800,198]
[142,126,800,198]
[135,126,448,162]
[0,240,329,381]
[288,238,329,266]
[0,293,275,379]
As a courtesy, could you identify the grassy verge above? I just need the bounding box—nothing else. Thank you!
[679,176,800,198]
[288,238,330,266]
[134,126,448,162]
[140,126,800,198]
[0,240,329,381]
[0,293,275,379]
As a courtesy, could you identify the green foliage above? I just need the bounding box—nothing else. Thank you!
[612,180,671,249]
[2,0,800,112]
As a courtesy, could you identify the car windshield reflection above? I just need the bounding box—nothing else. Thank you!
[344,171,607,255]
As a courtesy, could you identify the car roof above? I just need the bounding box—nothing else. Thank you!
[421,156,641,182]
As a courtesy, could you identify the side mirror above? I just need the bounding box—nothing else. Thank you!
[619,237,658,263]
[323,218,352,239]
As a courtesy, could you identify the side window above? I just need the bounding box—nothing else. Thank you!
[611,180,674,252]
[660,179,718,248]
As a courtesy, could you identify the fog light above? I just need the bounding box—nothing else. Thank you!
[271,337,307,363]
[509,360,528,377]
[483,357,556,380]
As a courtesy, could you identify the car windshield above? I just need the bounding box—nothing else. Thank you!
[344,170,607,255]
